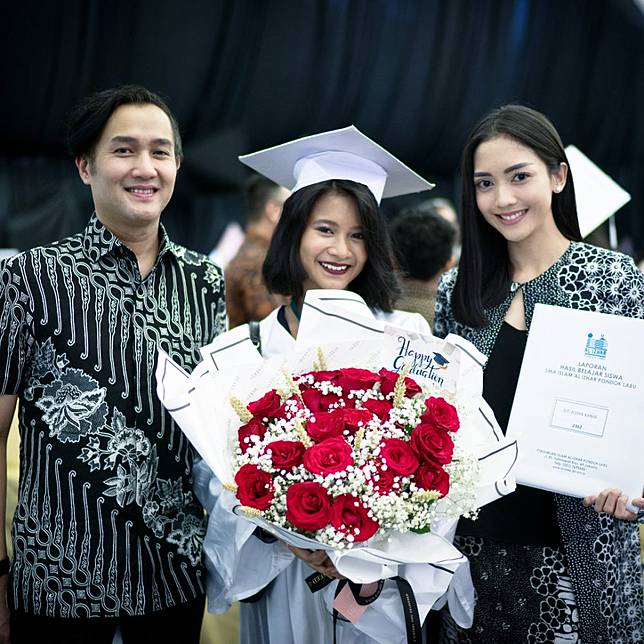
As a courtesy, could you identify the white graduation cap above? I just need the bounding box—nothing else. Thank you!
[239,125,434,204]
[565,145,631,238]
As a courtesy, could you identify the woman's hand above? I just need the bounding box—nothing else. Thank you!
[583,488,644,521]
[288,546,345,579]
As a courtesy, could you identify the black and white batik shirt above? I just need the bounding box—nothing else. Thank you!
[0,214,226,618]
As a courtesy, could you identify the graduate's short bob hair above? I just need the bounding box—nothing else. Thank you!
[452,104,582,327]
[263,179,400,311]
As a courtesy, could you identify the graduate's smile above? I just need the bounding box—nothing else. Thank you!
[300,192,367,293]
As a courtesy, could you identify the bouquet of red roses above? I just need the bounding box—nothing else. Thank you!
[229,365,478,548]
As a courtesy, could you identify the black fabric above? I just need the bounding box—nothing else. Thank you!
[437,539,579,643]
[277,304,289,333]
[1,1,644,256]
[10,593,205,644]
[457,322,561,546]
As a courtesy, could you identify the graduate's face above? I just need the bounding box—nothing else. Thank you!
[299,192,368,293]
[76,103,180,233]
[473,135,567,245]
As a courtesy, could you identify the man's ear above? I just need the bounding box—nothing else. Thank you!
[75,156,92,185]
[265,200,281,226]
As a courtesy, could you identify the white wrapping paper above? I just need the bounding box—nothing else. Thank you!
[156,290,517,625]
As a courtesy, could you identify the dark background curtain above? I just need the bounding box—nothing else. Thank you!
[2,0,643,257]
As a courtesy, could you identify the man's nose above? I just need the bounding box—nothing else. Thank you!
[132,153,157,178]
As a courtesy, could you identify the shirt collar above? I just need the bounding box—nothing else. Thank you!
[81,213,179,263]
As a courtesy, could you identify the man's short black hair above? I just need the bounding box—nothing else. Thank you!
[389,206,456,281]
[263,180,400,311]
[67,85,182,161]
[244,174,282,223]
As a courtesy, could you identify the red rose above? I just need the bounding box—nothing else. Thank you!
[302,389,323,412]
[370,460,396,495]
[247,390,282,419]
[378,368,423,398]
[266,440,305,470]
[306,411,344,443]
[234,464,274,510]
[410,424,454,465]
[303,437,354,475]
[341,408,374,435]
[421,397,460,433]
[238,417,267,454]
[286,481,331,530]
[331,494,379,542]
[336,368,380,392]
[302,389,341,413]
[414,462,450,497]
[362,398,393,421]
[380,438,419,475]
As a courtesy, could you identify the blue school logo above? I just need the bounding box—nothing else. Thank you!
[584,333,607,360]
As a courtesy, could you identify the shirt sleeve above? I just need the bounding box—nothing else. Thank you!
[433,270,456,339]
[611,256,644,320]
[0,257,34,394]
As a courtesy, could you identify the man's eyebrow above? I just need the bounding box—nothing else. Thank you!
[473,162,534,177]
[109,136,173,147]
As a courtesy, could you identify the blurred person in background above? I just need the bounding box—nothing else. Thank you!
[389,204,457,327]
[225,174,290,328]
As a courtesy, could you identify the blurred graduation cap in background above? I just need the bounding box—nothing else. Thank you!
[239,125,435,204]
[566,145,631,248]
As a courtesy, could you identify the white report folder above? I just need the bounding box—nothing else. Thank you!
[506,304,644,503]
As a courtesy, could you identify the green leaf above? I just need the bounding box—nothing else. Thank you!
[411,525,432,534]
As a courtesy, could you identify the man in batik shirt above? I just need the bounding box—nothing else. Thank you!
[0,85,226,643]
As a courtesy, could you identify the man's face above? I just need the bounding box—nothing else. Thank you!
[76,103,180,234]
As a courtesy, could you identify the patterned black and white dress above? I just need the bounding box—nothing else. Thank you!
[433,242,644,643]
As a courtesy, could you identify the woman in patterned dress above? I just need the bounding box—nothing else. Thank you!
[433,104,644,643]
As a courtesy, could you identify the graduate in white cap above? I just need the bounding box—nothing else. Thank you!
[433,105,644,643]
[194,126,475,643]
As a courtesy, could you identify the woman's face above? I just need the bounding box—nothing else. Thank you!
[299,191,368,293]
[473,135,567,245]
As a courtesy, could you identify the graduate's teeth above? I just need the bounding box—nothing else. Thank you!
[320,262,349,273]
[498,209,526,221]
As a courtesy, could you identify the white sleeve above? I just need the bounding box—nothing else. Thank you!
[193,457,294,613]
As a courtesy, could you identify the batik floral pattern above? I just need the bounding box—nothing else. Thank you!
[35,367,108,443]
[26,340,204,562]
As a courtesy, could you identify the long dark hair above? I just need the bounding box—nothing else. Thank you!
[453,104,582,327]
[263,179,400,311]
